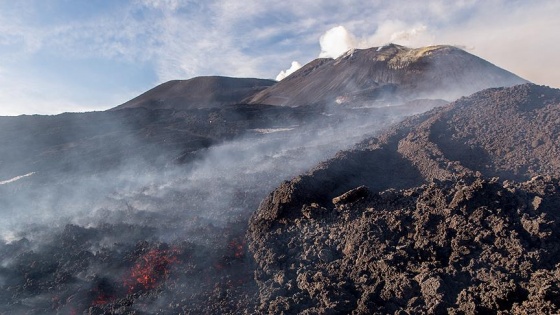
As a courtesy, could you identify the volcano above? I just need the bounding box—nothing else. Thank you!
[248,44,527,107]
[0,45,558,314]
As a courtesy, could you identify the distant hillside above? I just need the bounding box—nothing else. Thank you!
[112,76,275,111]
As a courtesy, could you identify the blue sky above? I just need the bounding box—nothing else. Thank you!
[0,0,558,115]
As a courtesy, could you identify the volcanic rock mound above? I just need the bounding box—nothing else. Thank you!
[248,84,560,313]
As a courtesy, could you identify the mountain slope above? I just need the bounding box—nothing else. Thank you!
[248,84,560,313]
[250,84,560,219]
[112,76,275,111]
[249,45,527,106]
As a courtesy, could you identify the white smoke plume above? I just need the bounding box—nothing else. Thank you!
[275,61,302,81]
[317,24,432,60]
[276,24,431,79]
[318,25,357,59]
[389,25,429,44]
[362,21,433,48]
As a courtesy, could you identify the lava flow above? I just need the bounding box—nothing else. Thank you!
[125,246,180,292]
[227,237,246,259]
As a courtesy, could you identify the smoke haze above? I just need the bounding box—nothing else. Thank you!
[0,94,443,312]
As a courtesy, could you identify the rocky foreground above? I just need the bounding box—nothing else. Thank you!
[249,84,560,314]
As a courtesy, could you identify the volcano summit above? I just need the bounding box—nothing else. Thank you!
[249,44,527,107]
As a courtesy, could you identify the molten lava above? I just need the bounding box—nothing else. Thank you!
[125,247,180,292]
[227,238,245,259]
[91,293,113,306]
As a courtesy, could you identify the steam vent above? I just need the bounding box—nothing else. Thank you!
[1,45,559,314]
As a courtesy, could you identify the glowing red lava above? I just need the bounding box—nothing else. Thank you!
[125,247,180,292]
[91,293,113,306]
[227,238,245,259]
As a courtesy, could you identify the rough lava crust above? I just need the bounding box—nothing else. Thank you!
[249,84,560,314]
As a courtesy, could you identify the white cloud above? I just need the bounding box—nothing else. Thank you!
[276,61,302,81]
[139,0,181,10]
[432,1,560,87]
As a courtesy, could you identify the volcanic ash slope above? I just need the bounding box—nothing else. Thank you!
[248,44,527,107]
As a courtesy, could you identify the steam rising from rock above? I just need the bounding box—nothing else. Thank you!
[276,24,432,83]
[389,24,429,43]
[275,61,302,81]
[317,24,431,61]
[0,94,444,313]
[318,26,357,59]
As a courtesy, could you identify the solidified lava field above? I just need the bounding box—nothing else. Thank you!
[249,84,560,314]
